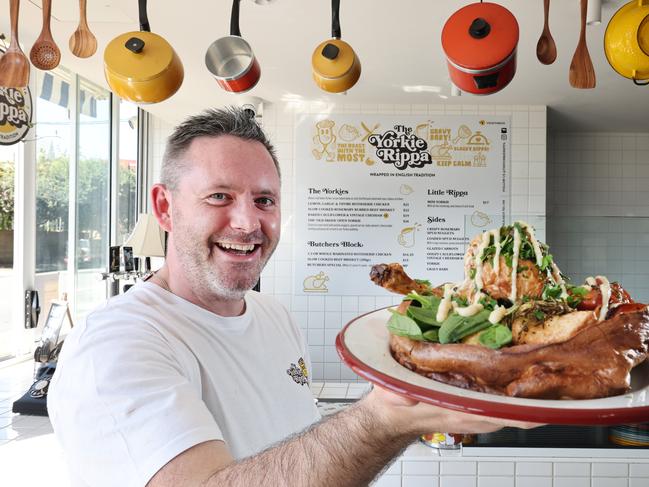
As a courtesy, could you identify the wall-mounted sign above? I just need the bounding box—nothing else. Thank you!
[0,86,32,145]
[294,115,511,296]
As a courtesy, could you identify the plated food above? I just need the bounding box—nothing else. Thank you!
[370,221,649,400]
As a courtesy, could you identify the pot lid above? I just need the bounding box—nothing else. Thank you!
[312,39,357,79]
[104,31,176,82]
[442,2,519,70]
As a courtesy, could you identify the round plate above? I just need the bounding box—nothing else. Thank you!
[335,308,649,425]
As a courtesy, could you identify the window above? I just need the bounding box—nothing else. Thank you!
[34,69,73,311]
[1,68,143,361]
[75,78,111,320]
[0,144,19,359]
[117,100,138,245]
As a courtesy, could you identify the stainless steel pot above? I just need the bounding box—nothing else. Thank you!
[205,0,260,93]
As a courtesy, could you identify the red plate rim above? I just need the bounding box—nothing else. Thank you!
[335,307,649,426]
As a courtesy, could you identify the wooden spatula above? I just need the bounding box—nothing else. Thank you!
[0,0,30,87]
[69,0,97,58]
[569,0,596,89]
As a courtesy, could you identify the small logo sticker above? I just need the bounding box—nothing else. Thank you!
[287,357,309,386]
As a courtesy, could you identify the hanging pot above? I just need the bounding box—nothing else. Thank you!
[441,2,519,95]
[205,0,260,93]
[312,0,361,93]
[604,0,649,86]
[103,0,184,104]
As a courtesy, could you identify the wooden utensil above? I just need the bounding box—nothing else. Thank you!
[0,0,30,87]
[536,0,557,65]
[569,0,596,88]
[69,0,97,58]
[30,0,61,70]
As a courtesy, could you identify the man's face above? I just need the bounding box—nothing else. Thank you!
[169,135,281,300]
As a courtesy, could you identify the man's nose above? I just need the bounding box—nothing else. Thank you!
[229,200,261,233]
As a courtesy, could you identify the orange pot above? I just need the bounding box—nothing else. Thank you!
[441,2,519,95]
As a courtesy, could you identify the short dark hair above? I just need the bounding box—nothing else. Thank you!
[160,106,280,191]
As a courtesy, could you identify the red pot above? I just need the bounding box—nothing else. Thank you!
[441,2,519,95]
[204,0,260,93]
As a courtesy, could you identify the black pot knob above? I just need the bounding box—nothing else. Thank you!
[322,43,340,60]
[125,37,146,54]
[469,18,491,39]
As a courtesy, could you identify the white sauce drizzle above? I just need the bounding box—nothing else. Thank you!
[492,229,501,274]
[509,225,521,302]
[473,231,492,292]
[453,302,484,317]
[596,275,611,322]
[519,220,544,267]
[585,276,597,287]
[489,305,508,324]
[551,261,569,298]
[437,283,455,322]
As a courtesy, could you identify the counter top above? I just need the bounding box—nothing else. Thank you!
[312,382,649,460]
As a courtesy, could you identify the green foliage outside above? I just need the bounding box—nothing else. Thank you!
[0,149,136,264]
[0,160,14,231]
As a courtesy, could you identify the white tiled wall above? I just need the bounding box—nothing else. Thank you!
[373,456,649,487]
[146,102,547,382]
[547,132,649,302]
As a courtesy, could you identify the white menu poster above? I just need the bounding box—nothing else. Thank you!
[294,115,510,296]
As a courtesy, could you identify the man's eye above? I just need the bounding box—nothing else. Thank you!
[208,193,230,203]
[256,197,275,207]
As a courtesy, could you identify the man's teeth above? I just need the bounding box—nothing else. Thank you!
[218,242,255,252]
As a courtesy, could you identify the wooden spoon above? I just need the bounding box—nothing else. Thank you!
[0,0,30,87]
[569,0,596,89]
[30,0,61,70]
[536,0,557,65]
[69,0,97,58]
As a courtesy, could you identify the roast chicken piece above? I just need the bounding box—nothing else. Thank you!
[390,306,649,399]
[511,310,595,345]
[462,238,546,301]
[369,263,442,297]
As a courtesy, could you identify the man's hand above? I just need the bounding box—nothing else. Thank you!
[365,385,542,435]
[149,385,541,487]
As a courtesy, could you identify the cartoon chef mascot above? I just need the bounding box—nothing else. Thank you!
[312,119,336,161]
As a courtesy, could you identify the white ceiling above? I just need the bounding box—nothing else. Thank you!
[2,0,647,131]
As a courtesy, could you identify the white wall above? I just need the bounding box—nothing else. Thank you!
[547,132,649,303]
[146,101,547,382]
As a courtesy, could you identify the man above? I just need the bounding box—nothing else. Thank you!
[49,107,535,487]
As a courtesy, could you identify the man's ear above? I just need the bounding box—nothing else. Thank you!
[151,184,173,233]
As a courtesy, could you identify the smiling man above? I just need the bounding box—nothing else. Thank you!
[48,107,536,487]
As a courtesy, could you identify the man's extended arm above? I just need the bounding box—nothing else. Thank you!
[148,387,534,487]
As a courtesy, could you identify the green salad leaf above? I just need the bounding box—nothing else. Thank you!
[438,308,493,344]
[387,309,423,340]
[478,324,513,349]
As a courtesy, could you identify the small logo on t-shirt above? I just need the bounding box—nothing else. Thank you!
[287,357,309,386]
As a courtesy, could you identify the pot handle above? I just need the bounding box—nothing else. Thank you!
[230,0,242,37]
[331,0,341,39]
[138,0,150,32]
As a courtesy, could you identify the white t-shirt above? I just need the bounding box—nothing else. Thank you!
[48,282,320,487]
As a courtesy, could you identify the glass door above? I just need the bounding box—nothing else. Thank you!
[34,69,72,325]
[75,79,111,321]
[0,145,19,359]
[117,100,138,244]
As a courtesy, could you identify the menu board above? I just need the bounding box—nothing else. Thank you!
[294,115,510,296]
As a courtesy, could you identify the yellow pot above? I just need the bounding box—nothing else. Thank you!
[312,38,361,93]
[104,30,184,104]
[604,0,649,84]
